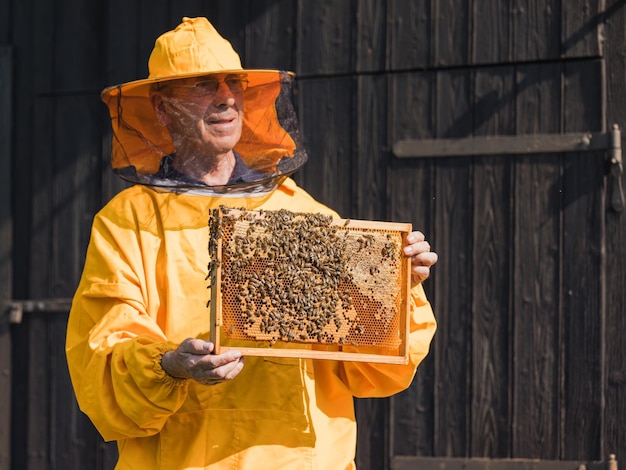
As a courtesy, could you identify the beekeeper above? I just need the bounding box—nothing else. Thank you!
[66,16,438,469]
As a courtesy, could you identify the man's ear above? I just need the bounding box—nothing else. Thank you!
[151,94,171,127]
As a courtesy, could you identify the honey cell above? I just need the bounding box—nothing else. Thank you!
[208,206,411,360]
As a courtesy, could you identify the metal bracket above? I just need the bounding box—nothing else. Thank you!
[2,298,73,324]
[393,124,624,212]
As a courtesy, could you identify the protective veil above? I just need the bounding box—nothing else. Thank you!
[101,17,307,196]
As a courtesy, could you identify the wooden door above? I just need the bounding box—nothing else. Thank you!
[2,1,626,469]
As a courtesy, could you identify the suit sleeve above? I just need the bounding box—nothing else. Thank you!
[65,208,188,442]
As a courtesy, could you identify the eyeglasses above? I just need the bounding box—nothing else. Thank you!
[165,76,249,96]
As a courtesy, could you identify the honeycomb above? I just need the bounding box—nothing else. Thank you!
[207,206,411,356]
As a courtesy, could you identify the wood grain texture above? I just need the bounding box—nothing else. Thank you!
[511,0,561,62]
[52,96,102,295]
[297,77,354,216]
[472,0,511,64]
[354,74,387,220]
[433,69,473,456]
[512,63,562,459]
[26,315,51,468]
[54,2,103,91]
[0,45,12,470]
[296,0,354,76]
[387,0,431,70]
[388,70,436,226]
[433,0,470,67]
[471,66,515,457]
[12,0,36,301]
[0,0,8,44]
[4,1,626,468]
[103,0,142,86]
[561,59,604,460]
[561,0,603,59]
[245,0,296,70]
[29,94,54,297]
[388,71,436,457]
[602,0,626,461]
[355,397,388,469]
[355,0,387,73]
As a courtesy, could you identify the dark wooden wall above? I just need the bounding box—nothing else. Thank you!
[1,1,625,469]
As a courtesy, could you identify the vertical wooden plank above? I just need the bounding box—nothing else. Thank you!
[355,0,387,73]
[210,0,247,56]
[512,63,562,459]
[433,69,473,457]
[296,0,355,76]
[30,0,103,294]
[53,96,103,293]
[354,399,387,470]
[352,72,389,469]
[103,0,142,87]
[50,315,69,469]
[12,0,36,305]
[388,70,436,458]
[432,0,470,67]
[54,1,103,91]
[353,74,387,220]
[138,1,177,73]
[29,0,56,301]
[603,0,626,460]
[0,45,13,470]
[387,0,431,71]
[561,60,604,459]
[244,0,296,70]
[561,0,603,58]
[32,0,55,96]
[511,0,562,62]
[297,77,354,216]
[471,66,515,458]
[52,4,104,293]
[388,71,436,223]
[472,0,511,64]
[26,315,51,469]
[26,104,50,466]
[9,319,28,469]
[0,0,9,43]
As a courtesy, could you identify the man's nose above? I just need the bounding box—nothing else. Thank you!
[213,81,236,106]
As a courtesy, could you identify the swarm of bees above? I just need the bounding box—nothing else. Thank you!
[208,206,407,349]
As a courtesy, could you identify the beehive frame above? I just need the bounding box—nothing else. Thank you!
[207,206,412,364]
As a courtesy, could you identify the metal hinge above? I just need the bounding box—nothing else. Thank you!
[2,298,73,324]
[393,124,624,212]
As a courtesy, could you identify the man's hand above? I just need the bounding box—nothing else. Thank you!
[161,338,244,385]
[403,231,438,285]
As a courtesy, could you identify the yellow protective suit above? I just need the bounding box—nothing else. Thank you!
[66,178,437,470]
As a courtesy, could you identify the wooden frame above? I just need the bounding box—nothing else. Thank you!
[209,209,412,364]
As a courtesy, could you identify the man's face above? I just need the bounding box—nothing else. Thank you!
[156,73,247,156]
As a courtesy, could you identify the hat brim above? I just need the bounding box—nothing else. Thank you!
[101,69,305,181]
[101,69,296,101]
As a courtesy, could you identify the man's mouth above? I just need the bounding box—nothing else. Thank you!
[206,113,236,125]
